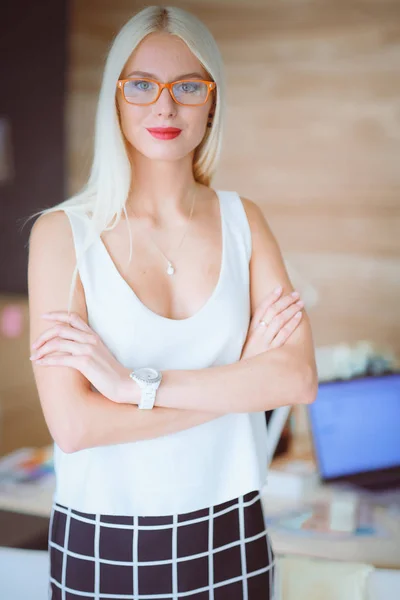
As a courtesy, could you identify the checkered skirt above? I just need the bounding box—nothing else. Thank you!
[48,489,276,599]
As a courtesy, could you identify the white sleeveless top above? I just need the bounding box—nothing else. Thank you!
[54,190,269,516]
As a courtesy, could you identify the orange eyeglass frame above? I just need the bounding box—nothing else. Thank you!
[117,77,217,106]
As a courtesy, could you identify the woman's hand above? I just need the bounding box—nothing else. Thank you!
[29,311,128,402]
[240,286,303,360]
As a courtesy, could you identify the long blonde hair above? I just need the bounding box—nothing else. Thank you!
[24,5,226,314]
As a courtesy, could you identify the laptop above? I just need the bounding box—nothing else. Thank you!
[307,373,400,491]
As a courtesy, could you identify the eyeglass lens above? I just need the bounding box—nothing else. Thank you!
[123,79,209,105]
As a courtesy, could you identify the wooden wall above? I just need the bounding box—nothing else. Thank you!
[68,0,400,354]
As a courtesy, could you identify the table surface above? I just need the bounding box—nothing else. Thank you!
[0,509,49,549]
[261,434,400,570]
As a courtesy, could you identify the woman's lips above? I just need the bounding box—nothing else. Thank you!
[146,127,182,140]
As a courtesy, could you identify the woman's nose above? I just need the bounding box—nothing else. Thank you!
[153,87,177,116]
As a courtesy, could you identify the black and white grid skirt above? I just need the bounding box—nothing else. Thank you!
[48,489,276,599]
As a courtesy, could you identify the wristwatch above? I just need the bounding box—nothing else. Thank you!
[129,367,163,409]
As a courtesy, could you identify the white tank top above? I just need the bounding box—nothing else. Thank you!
[54,190,269,515]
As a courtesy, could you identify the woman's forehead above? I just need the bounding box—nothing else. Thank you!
[122,32,208,80]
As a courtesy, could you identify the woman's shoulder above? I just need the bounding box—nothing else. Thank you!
[29,209,75,251]
[237,195,264,224]
[28,211,81,299]
[236,194,276,241]
[30,206,94,252]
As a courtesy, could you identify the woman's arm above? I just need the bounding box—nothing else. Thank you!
[28,212,222,453]
[29,201,317,453]
[67,341,313,452]
[118,342,314,412]
[117,197,318,413]
[71,199,317,449]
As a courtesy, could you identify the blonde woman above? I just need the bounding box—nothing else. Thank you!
[27,5,317,599]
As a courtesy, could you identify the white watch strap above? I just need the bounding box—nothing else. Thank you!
[139,386,156,410]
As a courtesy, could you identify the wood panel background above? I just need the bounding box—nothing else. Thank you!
[67,0,400,353]
[1,0,399,456]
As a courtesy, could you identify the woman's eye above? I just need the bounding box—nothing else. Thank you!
[126,80,153,91]
[179,82,198,93]
[136,80,151,90]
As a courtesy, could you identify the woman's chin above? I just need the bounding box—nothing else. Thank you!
[135,144,193,162]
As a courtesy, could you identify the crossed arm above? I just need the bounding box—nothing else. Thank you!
[29,200,318,453]
[65,340,315,453]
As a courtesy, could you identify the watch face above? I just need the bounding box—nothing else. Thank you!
[135,367,161,383]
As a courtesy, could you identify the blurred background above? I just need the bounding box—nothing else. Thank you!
[0,1,399,597]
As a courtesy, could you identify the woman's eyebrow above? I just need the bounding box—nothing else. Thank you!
[125,70,205,80]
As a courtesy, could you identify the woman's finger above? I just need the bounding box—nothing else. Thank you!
[33,353,86,368]
[250,289,302,335]
[256,298,302,336]
[30,338,95,361]
[259,294,302,330]
[261,303,303,345]
[268,311,303,349]
[40,311,92,332]
[249,286,285,334]
[31,323,97,351]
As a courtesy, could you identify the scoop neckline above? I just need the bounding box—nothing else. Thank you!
[95,189,227,324]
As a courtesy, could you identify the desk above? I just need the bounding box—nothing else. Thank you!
[0,509,49,549]
[0,477,53,548]
[262,435,400,570]
[0,476,54,518]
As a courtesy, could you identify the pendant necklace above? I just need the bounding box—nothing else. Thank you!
[131,188,196,276]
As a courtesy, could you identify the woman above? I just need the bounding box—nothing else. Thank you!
[27,5,317,599]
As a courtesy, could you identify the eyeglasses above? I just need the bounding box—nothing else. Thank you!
[117,77,216,106]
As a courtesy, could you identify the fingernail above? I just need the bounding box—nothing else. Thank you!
[296,300,304,307]
[295,311,302,318]
[291,291,300,298]
[273,286,282,295]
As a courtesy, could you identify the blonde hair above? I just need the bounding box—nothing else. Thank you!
[24,5,226,314]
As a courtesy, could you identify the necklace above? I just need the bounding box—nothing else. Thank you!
[131,188,197,276]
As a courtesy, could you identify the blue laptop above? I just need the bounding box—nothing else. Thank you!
[307,374,400,490]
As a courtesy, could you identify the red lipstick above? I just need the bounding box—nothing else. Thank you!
[146,127,182,140]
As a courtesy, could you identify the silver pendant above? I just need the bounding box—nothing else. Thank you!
[167,262,175,276]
